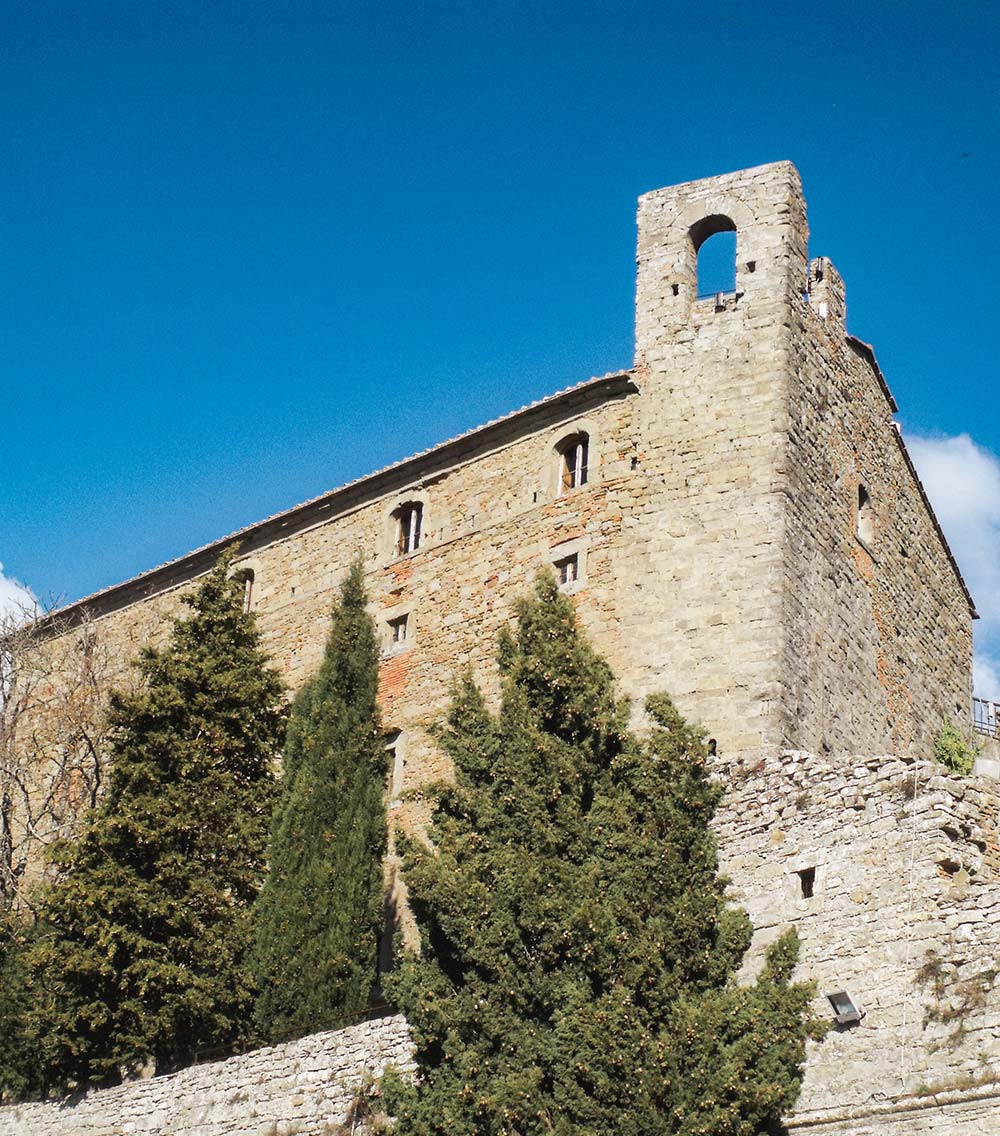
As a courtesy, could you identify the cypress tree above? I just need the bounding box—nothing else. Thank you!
[20,554,286,1092]
[251,559,387,1041]
[0,915,38,1102]
[387,572,822,1136]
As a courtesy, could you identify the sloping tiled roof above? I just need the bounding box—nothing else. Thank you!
[51,369,638,624]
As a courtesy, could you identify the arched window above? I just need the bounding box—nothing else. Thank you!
[691,215,737,299]
[857,485,874,546]
[393,502,423,556]
[558,432,589,493]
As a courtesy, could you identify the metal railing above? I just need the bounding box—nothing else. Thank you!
[973,697,999,738]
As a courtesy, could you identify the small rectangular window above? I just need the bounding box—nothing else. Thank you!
[389,614,409,644]
[796,867,816,899]
[554,553,579,587]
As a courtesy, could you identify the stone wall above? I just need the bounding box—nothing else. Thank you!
[784,257,973,759]
[786,1083,1000,1135]
[715,750,1000,1114]
[0,1014,414,1136]
[6,749,999,1135]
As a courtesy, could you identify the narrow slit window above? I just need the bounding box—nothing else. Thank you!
[857,485,874,546]
[797,867,816,899]
[235,569,255,614]
[554,553,579,587]
[560,434,589,492]
[385,732,404,802]
[394,503,423,556]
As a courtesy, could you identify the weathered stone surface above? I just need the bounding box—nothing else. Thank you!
[716,750,1000,1117]
[0,1014,414,1136]
[787,1083,1000,1135]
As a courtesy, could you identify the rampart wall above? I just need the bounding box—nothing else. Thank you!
[0,1014,414,1136]
[4,749,998,1134]
[716,751,1000,1115]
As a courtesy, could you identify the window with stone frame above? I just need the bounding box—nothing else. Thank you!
[233,568,255,614]
[558,433,589,493]
[393,502,423,556]
[554,552,579,588]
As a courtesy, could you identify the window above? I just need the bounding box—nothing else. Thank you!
[690,214,737,299]
[559,433,589,492]
[234,568,255,614]
[394,502,423,556]
[554,553,579,587]
[385,731,405,804]
[857,485,874,546]
[796,867,816,899]
[388,613,409,645]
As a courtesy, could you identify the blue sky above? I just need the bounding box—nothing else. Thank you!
[2,1,999,696]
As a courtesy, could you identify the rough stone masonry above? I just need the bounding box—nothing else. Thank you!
[3,162,991,1134]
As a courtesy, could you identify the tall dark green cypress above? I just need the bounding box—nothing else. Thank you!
[251,560,387,1041]
[17,554,287,1093]
[387,572,822,1136]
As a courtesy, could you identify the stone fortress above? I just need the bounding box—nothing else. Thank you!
[5,162,1000,1135]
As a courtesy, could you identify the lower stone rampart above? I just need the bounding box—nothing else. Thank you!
[4,748,999,1135]
[788,1082,1000,1134]
[715,749,1000,1115]
[0,1014,414,1136]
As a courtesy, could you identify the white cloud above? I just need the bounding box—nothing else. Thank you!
[974,655,1000,703]
[906,433,1000,701]
[0,562,38,625]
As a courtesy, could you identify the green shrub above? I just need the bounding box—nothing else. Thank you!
[934,722,977,776]
[18,554,287,1094]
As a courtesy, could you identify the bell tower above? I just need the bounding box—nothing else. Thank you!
[624,162,810,756]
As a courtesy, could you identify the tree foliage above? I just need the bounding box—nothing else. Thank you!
[251,560,387,1041]
[0,913,38,1101]
[14,554,286,1093]
[387,573,821,1136]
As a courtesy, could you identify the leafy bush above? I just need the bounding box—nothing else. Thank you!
[934,722,977,776]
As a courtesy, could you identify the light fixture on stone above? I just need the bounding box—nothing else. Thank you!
[825,990,863,1025]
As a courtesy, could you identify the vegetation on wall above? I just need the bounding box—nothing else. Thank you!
[933,722,977,776]
[386,572,822,1136]
[0,607,123,916]
[5,555,287,1095]
[251,560,388,1042]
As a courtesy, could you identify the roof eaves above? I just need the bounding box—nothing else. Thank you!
[891,424,978,619]
[48,369,638,626]
[846,336,975,617]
